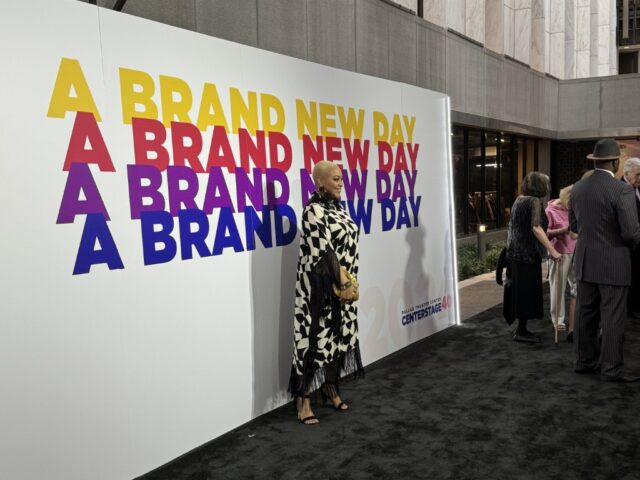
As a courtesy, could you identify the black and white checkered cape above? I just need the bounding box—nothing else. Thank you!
[289,193,364,396]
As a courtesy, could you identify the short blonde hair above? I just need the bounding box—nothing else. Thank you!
[558,184,572,208]
[312,160,338,186]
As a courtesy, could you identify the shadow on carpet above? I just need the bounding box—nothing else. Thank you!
[138,299,640,480]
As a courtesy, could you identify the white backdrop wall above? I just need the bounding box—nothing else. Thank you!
[0,1,458,479]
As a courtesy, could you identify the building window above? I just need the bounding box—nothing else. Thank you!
[515,137,525,182]
[452,126,466,235]
[485,132,499,230]
[468,130,483,233]
[500,134,516,228]
[451,125,541,236]
[617,0,640,47]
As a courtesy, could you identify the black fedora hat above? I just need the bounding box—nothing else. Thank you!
[587,138,620,160]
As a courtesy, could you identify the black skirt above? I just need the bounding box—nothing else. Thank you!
[505,259,543,321]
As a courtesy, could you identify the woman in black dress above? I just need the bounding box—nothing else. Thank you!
[506,172,561,342]
[289,161,364,425]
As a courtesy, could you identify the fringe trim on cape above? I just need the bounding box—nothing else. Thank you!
[288,346,365,398]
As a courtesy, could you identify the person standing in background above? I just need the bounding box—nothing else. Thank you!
[506,172,562,343]
[621,157,640,319]
[569,139,640,382]
[546,185,577,340]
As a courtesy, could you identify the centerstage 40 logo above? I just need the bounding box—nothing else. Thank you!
[401,294,451,326]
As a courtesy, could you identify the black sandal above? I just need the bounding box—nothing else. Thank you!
[296,396,319,424]
[299,415,319,425]
[321,382,349,411]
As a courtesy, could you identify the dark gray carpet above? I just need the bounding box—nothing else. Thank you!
[139,298,640,480]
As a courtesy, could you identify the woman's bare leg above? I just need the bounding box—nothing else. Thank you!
[323,360,348,410]
[296,396,319,424]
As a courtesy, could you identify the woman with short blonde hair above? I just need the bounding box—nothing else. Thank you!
[546,184,577,340]
[289,160,364,425]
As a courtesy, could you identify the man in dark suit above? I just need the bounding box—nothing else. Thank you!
[569,139,640,382]
[621,157,640,318]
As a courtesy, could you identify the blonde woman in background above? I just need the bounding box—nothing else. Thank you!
[546,185,577,341]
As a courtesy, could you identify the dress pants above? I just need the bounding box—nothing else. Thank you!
[549,253,576,327]
[575,280,626,378]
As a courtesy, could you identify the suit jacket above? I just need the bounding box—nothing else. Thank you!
[620,176,640,221]
[570,169,640,286]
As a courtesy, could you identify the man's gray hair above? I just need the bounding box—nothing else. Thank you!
[624,157,640,174]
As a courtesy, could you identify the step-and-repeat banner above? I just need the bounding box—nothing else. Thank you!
[0,1,457,479]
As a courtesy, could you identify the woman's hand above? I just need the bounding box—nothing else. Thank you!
[340,284,359,302]
[334,266,359,302]
[333,283,358,302]
[549,248,562,262]
[339,267,350,286]
[534,225,562,261]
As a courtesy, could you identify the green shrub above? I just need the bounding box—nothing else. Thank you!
[485,242,505,270]
[457,241,506,281]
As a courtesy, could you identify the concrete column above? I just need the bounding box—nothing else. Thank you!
[466,0,485,43]
[576,0,591,77]
[423,0,446,26]
[486,0,504,53]
[538,139,551,176]
[504,0,515,57]
[610,0,617,75]
[544,0,550,72]
[531,0,545,72]
[597,0,610,75]
[565,0,577,78]
[590,0,599,76]
[448,0,466,34]
[549,0,565,78]
[514,0,532,64]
